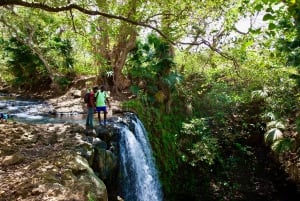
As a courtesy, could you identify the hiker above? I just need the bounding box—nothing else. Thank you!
[95,85,110,126]
[85,86,98,128]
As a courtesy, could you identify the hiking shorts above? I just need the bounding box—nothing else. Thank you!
[96,106,107,113]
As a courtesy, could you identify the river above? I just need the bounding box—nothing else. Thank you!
[0,93,86,124]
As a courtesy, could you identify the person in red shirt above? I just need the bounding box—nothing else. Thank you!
[86,86,98,129]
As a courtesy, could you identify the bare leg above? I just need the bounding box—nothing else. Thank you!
[98,112,101,123]
[104,111,107,125]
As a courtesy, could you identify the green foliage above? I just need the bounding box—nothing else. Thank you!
[74,64,97,75]
[297,116,300,133]
[54,76,72,90]
[264,119,297,154]
[271,138,295,153]
[51,37,74,71]
[264,128,283,145]
[177,118,220,167]
[168,32,299,199]
[1,37,50,89]
[1,35,76,89]
[256,0,300,85]
[123,77,190,198]
[126,33,182,108]
[234,143,253,156]
[0,7,79,89]
[122,99,149,118]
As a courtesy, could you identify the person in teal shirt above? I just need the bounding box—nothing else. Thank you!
[95,85,110,125]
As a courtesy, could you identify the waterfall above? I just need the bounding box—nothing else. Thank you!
[118,115,163,201]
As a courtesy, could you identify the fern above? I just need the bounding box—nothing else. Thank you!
[271,138,294,153]
[264,128,283,145]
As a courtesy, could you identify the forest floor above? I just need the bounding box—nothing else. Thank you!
[0,79,299,201]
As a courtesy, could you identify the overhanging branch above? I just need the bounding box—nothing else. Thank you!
[0,0,240,67]
[178,38,240,69]
[0,0,175,45]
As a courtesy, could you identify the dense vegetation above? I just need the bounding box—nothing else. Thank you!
[0,0,299,200]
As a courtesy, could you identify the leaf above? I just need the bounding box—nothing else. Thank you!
[271,138,293,153]
[263,14,275,21]
[249,28,262,34]
[264,128,283,145]
[268,23,276,30]
[254,4,263,11]
[266,120,285,130]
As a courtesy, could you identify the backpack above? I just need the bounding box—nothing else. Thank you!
[84,92,90,103]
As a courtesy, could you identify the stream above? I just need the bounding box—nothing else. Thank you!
[0,93,86,125]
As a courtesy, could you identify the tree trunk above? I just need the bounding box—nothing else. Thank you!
[111,29,137,92]
[94,0,138,93]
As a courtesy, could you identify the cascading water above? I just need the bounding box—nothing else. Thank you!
[118,114,163,201]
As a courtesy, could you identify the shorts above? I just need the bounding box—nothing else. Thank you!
[96,106,107,112]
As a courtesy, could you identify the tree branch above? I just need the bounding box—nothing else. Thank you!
[0,0,240,67]
[178,39,240,69]
[0,0,175,45]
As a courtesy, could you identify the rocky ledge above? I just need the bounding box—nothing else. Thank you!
[0,118,123,201]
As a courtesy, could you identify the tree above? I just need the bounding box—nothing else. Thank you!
[127,33,181,112]
[92,0,139,91]
[0,7,75,90]
[0,0,252,92]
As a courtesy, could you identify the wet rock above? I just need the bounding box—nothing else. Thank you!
[95,125,117,142]
[76,141,95,166]
[83,128,97,137]
[94,140,107,151]
[94,149,118,181]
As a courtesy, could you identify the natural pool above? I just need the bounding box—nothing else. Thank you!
[0,93,86,125]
